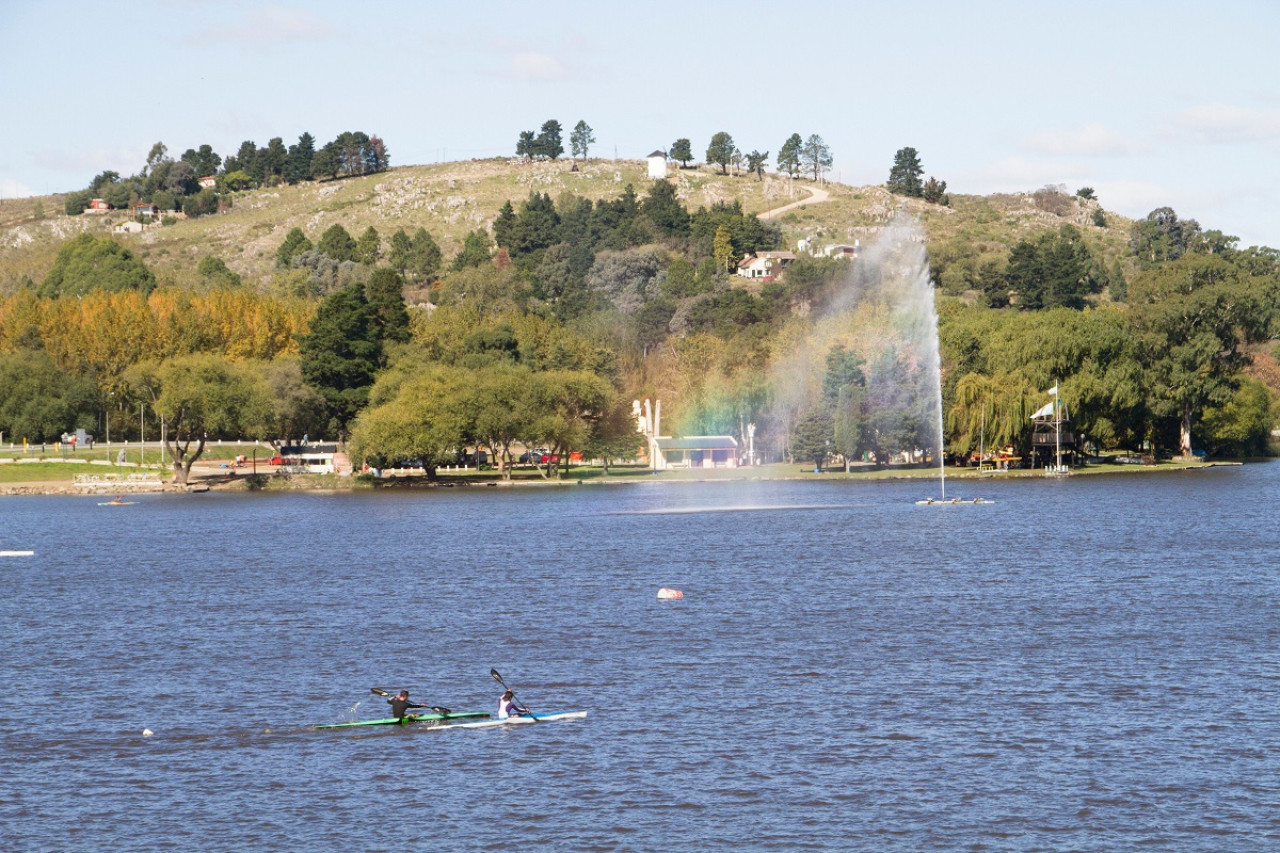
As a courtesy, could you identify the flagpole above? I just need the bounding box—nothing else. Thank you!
[1051,384,1062,471]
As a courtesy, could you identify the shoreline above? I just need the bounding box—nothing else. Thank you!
[0,459,1249,497]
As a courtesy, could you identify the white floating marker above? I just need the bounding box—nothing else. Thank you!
[657,587,684,600]
[0,550,35,557]
[142,728,154,737]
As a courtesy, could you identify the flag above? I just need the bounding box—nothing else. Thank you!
[1047,385,1059,396]
[1030,401,1055,419]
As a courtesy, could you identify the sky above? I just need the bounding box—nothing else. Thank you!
[2,0,1279,248]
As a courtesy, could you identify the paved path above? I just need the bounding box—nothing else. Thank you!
[759,183,831,220]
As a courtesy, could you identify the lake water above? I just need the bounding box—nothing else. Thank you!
[2,465,1278,851]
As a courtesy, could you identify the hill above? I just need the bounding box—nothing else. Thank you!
[0,159,1140,295]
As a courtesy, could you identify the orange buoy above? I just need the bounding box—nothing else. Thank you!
[657,587,684,600]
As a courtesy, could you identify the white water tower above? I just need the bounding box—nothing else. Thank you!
[647,150,668,180]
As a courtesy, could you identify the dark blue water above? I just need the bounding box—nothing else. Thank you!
[2,465,1277,851]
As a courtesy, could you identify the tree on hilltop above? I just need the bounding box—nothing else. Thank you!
[536,120,564,160]
[570,121,596,161]
[801,135,832,182]
[777,133,803,179]
[706,131,735,175]
[670,138,693,168]
[887,147,924,197]
[746,150,769,181]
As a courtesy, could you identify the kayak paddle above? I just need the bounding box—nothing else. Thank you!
[490,668,536,720]
[369,687,452,716]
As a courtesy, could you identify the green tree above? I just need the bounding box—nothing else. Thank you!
[1130,207,1201,267]
[516,130,536,159]
[64,190,92,215]
[1076,187,1096,200]
[468,362,537,477]
[365,268,411,343]
[801,135,832,182]
[713,224,735,270]
[355,225,381,265]
[887,147,924,197]
[525,369,614,478]
[40,234,156,298]
[536,120,564,160]
[317,224,357,262]
[197,255,243,289]
[450,229,493,271]
[180,144,222,178]
[221,170,254,191]
[128,354,272,485]
[777,133,803,178]
[409,228,443,281]
[791,408,834,469]
[388,229,413,277]
[1130,253,1272,457]
[705,131,736,175]
[0,349,99,443]
[670,138,693,168]
[1201,378,1274,457]
[260,356,327,445]
[922,177,949,205]
[1005,225,1100,310]
[277,227,313,268]
[745,150,769,181]
[570,120,595,160]
[641,180,690,237]
[285,132,315,183]
[350,364,473,475]
[311,144,339,180]
[298,284,385,434]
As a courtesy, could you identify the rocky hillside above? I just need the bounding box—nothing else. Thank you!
[1,158,1138,294]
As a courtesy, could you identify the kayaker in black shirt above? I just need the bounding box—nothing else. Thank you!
[388,689,427,719]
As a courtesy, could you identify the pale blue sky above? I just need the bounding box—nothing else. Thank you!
[3,0,1278,247]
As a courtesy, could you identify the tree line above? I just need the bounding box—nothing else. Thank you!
[6,163,1279,478]
[63,130,389,219]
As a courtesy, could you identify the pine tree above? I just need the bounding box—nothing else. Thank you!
[777,133,803,179]
[887,147,924,197]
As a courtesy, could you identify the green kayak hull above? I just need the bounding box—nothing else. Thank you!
[315,711,489,729]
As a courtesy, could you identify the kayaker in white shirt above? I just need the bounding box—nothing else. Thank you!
[497,688,530,719]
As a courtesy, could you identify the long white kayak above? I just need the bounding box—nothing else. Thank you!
[443,711,587,729]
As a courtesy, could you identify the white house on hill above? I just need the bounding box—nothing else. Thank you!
[647,150,668,180]
[736,251,796,280]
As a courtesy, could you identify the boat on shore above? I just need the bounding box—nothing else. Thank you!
[315,710,488,729]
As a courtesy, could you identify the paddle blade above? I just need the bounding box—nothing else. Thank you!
[370,687,391,697]
[490,669,506,688]
[431,706,453,716]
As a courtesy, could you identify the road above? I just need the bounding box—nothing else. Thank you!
[759,182,831,220]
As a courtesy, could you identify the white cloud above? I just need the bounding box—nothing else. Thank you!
[1163,105,1280,144]
[189,4,335,47]
[1024,122,1146,157]
[509,51,569,81]
[981,156,1079,188]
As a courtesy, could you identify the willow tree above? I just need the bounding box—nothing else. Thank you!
[946,372,1039,458]
[127,354,272,485]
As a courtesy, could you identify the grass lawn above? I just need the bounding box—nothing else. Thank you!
[0,461,106,483]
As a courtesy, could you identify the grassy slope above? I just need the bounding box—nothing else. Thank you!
[0,159,1138,293]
